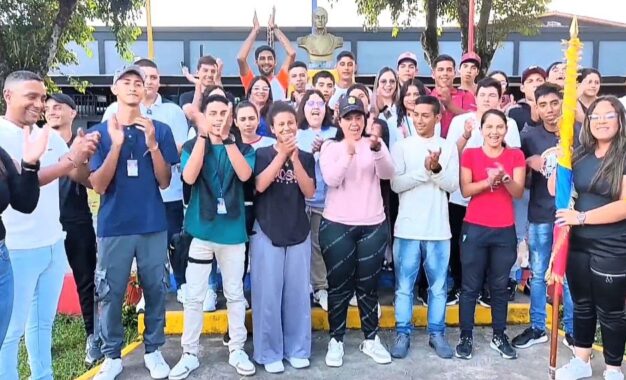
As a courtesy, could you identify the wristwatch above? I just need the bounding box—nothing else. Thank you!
[577,211,587,226]
[222,137,235,145]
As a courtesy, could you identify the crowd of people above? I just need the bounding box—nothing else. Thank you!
[0,17,626,380]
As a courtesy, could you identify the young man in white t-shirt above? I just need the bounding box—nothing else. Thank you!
[0,71,99,379]
[390,95,459,360]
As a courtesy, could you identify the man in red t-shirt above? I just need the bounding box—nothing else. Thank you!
[430,54,476,138]
[237,10,295,101]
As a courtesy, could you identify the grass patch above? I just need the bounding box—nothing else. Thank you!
[18,308,138,380]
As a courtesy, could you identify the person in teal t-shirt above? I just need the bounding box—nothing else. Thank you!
[170,94,256,378]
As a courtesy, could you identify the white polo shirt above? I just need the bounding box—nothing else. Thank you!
[102,94,189,203]
[0,118,68,250]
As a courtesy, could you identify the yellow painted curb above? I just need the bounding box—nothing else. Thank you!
[74,340,143,380]
[139,303,532,335]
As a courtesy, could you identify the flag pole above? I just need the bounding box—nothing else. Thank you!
[547,16,582,379]
[468,0,475,52]
[146,0,154,59]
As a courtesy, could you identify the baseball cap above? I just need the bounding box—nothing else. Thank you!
[47,93,76,110]
[521,65,548,83]
[113,65,145,84]
[397,52,418,66]
[338,95,366,118]
[460,52,481,67]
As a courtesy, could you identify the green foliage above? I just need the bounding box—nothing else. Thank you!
[0,0,142,78]
[348,0,548,71]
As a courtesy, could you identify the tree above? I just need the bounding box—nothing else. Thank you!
[350,0,548,73]
[0,0,143,98]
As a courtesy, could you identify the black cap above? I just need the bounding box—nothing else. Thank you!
[338,95,366,118]
[47,93,76,110]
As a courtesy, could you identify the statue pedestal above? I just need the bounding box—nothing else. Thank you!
[307,61,335,70]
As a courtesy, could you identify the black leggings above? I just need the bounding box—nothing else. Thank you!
[320,218,387,341]
[64,222,97,335]
[459,223,517,336]
[567,235,626,367]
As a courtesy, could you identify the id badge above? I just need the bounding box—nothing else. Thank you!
[217,197,227,214]
[127,159,138,177]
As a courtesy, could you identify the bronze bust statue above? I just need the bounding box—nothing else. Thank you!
[297,7,344,69]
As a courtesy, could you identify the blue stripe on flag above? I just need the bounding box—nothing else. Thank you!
[555,164,573,210]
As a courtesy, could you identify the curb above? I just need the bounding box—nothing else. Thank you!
[74,340,143,380]
[139,303,533,335]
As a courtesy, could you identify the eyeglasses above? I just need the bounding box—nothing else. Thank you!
[305,100,325,108]
[588,112,619,122]
[252,86,270,92]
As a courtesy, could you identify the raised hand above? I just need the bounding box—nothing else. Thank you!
[463,118,474,139]
[426,147,442,171]
[188,108,209,137]
[253,10,260,31]
[268,6,276,29]
[182,65,198,85]
[108,115,125,147]
[70,127,100,163]
[311,135,324,153]
[437,87,452,106]
[22,124,51,165]
[134,116,157,150]
[369,134,381,152]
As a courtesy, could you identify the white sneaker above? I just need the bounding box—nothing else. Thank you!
[286,357,310,369]
[264,360,284,373]
[325,338,344,367]
[94,358,123,380]
[144,350,170,379]
[314,290,328,311]
[136,295,146,313]
[555,356,593,380]
[349,294,358,307]
[228,349,255,376]
[605,369,625,380]
[360,335,392,364]
[176,284,187,304]
[168,353,199,380]
[377,302,382,318]
[203,289,217,312]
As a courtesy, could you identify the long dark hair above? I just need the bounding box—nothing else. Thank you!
[246,76,273,118]
[297,89,332,130]
[373,67,399,111]
[396,78,428,125]
[574,95,626,200]
[480,109,508,148]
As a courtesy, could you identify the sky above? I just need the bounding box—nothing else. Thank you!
[133,0,624,27]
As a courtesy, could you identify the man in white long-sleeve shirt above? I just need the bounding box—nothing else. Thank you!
[389,95,459,360]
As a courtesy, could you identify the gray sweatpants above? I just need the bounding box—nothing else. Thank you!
[250,221,312,364]
[95,231,168,358]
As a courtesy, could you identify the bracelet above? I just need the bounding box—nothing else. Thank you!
[222,137,235,145]
[462,133,471,140]
[148,143,159,152]
[199,134,209,140]
[21,160,40,172]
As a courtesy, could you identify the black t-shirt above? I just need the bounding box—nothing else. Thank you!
[521,123,581,223]
[0,148,40,240]
[508,101,536,132]
[59,135,92,226]
[253,146,315,247]
[178,91,194,108]
[572,152,626,239]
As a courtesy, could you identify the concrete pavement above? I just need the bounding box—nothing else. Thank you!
[113,325,608,380]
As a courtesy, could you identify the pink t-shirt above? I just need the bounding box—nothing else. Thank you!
[431,87,476,138]
[461,147,526,228]
[320,139,395,226]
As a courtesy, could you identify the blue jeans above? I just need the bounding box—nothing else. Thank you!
[393,238,450,335]
[0,242,13,347]
[528,223,574,334]
[0,239,67,380]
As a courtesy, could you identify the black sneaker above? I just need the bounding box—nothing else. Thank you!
[563,333,575,354]
[477,293,491,308]
[491,333,518,359]
[222,332,230,346]
[446,289,460,306]
[455,336,473,359]
[418,287,428,306]
[512,327,548,349]
[507,279,517,302]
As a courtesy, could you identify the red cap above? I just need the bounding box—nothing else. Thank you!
[460,52,481,67]
[397,52,418,66]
